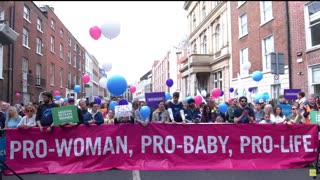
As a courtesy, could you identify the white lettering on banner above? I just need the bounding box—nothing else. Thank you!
[9,136,129,160]
[141,135,230,154]
[240,135,315,153]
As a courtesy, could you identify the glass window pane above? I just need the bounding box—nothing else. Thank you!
[312,67,320,83]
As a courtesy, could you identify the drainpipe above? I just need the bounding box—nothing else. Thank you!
[285,1,292,89]
[7,4,15,104]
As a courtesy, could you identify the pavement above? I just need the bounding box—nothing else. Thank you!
[1,168,318,180]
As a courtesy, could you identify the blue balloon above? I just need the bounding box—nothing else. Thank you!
[64,98,68,102]
[74,85,81,93]
[101,70,107,77]
[140,106,151,119]
[252,71,263,82]
[255,93,268,103]
[55,95,61,100]
[109,101,118,111]
[166,79,174,87]
[94,97,101,105]
[185,96,193,104]
[107,75,127,96]
[218,102,228,113]
[119,99,128,105]
[165,92,171,101]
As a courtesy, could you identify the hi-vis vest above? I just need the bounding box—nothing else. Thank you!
[304,104,320,124]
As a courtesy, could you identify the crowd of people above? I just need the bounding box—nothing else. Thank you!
[0,91,319,132]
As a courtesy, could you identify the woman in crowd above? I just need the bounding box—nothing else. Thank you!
[5,106,22,128]
[271,105,286,124]
[104,109,115,124]
[284,104,305,124]
[152,100,169,123]
[201,105,215,123]
[17,105,37,128]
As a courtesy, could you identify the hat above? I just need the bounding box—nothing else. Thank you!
[258,99,264,104]
[68,98,75,103]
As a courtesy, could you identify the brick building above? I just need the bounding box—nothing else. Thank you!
[288,1,320,95]
[230,1,290,101]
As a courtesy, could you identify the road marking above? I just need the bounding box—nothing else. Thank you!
[132,170,141,180]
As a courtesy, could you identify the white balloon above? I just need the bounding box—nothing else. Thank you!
[102,62,112,72]
[242,61,251,71]
[101,20,121,39]
[99,77,108,88]
[59,98,64,103]
[201,90,207,97]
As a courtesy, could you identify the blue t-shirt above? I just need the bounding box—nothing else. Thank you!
[36,103,59,126]
[6,116,22,128]
[234,107,254,123]
[168,101,184,122]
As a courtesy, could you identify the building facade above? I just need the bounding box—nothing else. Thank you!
[152,52,170,93]
[289,1,320,95]
[230,1,291,102]
[183,1,231,101]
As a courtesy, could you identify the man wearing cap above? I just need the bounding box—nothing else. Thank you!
[167,92,186,124]
[234,96,254,123]
[184,98,201,123]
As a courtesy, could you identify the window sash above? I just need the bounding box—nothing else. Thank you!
[22,28,29,46]
[23,6,29,20]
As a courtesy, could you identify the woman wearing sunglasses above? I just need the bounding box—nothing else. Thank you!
[17,105,37,129]
[283,104,305,124]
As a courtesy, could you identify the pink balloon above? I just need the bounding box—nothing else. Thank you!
[53,90,60,96]
[82,74,90,84]
[228,98,233,104]
[211,88,221,98]
[194,95,202,106]
[89,26,102,40]
[129,86,136,93]
[15,92,21,97]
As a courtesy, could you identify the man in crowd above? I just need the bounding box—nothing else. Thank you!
[167,92,186,124]
[184,98,201,123]
[303,94,319,124]
[234,96,254,123]
[36,92,59,132]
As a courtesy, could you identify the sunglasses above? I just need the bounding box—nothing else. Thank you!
[291,108,297,110]
[26,110,34,112]
[241,100,247,103]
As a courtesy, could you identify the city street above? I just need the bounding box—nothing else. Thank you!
[1,168,317,180]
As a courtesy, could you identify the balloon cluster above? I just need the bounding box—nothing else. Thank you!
[89,20,121,40]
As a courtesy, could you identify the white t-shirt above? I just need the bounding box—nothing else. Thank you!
[270,114,286,123]
[17,114,37,127]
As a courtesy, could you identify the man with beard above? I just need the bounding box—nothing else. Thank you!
[36,92,59,132]
[303,94,319,124]
[184,98,201,123]
[234,96,254,124]
[167,92,186,124]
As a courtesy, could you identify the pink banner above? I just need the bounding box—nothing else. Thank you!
[6,124,319,174]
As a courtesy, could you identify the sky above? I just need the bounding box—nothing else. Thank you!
[33,1,188,84]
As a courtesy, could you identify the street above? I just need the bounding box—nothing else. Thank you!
[1,168,317,180]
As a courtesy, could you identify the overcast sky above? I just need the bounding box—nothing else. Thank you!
[34,1,188,84]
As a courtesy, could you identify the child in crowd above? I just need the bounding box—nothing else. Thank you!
[259,113,274,124]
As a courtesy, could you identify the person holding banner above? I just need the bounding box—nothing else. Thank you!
[234,96,254,124]
[151,100,169,123]
[36,92,59,132]
[5,106,22,128]
[284,104,305,124]
[185,98,201,123]
[200,105,215,123]
[17,105,37,128]
[83,102,104,125]
[271,105,286,124]
[167,92,186,124]
[303,94,319,124]
[79,100,92,123]
[104,110,115,124]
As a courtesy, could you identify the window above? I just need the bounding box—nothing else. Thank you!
[202,35,207,54]
[22,58,28,81]
[37,18,42,32]
[22,28,29,47]
[262,35,274,70]
[73,75,77,86]
[271,84,281,100]
[73,55,77,68]
[50,63,55,85]
[60,29,64,38]
[23,6,30,21]
[68,72,71,88]
[202,2,206,20]
[305,1,320,49]
[260,1,273,24]
[60,68,63,87]
[0,8,4,21]
[213,71,223,89]
[240,48,249,76]
[51,20,56,30]
[311,66,320,95]
[74,44,77,51]
[239,13,248,37]
[59,44,63,59]
[238,1,246,7]
[50,36,55,53]
[193,43,197,54]
[0,45,3,78]
[68,38,71,47]
[36,64,41,86]
[67,50,71,64]
[193,14,196,30]
[36,37,42,54]
[215,24,221,52]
